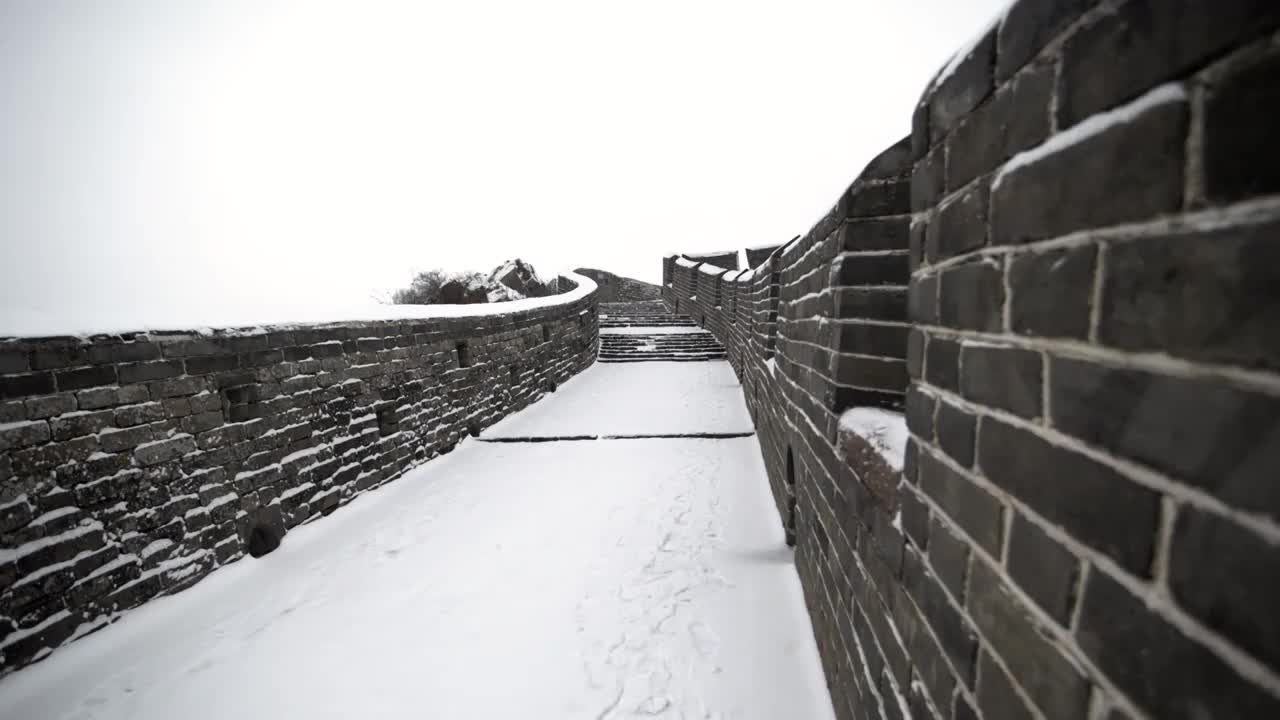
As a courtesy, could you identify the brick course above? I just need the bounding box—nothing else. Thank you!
[0,277,597,673]
[664,3,1280,718]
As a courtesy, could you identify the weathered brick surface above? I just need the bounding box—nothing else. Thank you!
[664,5,1280,719]
[0,277,597,673]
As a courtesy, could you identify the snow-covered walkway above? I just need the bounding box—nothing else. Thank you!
[0,361,835,720]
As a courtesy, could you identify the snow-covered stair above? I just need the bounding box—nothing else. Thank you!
[598,302,726,362]
[598,300,696,328]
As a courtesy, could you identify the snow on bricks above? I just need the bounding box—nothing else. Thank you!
[0,273,598,673]
[664,4,1280,719]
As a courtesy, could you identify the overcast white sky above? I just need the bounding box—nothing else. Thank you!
[0,0,1006,332]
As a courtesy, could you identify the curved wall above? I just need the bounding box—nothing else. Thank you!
[0,275,598,672]
[665,3,1280,719]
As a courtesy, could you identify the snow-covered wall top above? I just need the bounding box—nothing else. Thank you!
[0,272,597,339]
[0,275,599,672]
[665,3,1280,719]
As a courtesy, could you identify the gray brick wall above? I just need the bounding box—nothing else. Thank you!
[0,278,598,673]
[665,2,1280,718]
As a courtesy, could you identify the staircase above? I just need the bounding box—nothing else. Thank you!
[598,302,727,363]
[598,301,697,328]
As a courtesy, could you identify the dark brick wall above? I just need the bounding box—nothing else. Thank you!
[0,277,598,673]
[666,3,1280,719]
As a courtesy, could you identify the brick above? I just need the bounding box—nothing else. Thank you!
[907,330,924,380]
[1205,50,1280,202]
[836,323,909,360]
[54,365,117,392]
[1008,242,1097,340]
[1007,512,1079,625]
[1049,356,1280,519]
[0,496,35,533]
[181,411,224,435]
[134,435,198,466]
[49,410,114,441]
[9,434,99,475]
[98,424,163,454]
[151,376,206,399]
[912,146,946,213]
[900,487,931,550]
[975,650,1036,720]
[30,344,89,370]
[959,343,1042,419]
[241,349,284,368]
[15,525,105,576]
[996,0,1091,81]
[924,337,960,394]
[0,401,22,424]
[835,356,908,394]
[24,394,77,420]
[846,180,910,218]
[918,449,1003,556]
[935,400,975,468]
[87,342,161,364]
[1058,0,1280,127]
[908,274,938,325]
[185,355,240,375]
[991,92,1187,245]
[905,386,936,441]
[1168,506,1280,671]
[904,548,978,688]
[1099,219,1280,371]
[912,97,931,160]
[0,348,29,374]
[952,60,1055,191]
[832,254,910,287]
[929,26,997,137]
[1,610,82,667]
[837,289,907,323]
[114,402,167,427]
[75,387,120,411]
[927,183,988,263]
[892,588,957,715]
[0,372,55,400]
[967,558,1090,719]
[927,516,970,601]
[910,219,927,271]
[979,417,1159,574]
[939,258,1003,332]
[118,360,184,384]
[1077,568,1280,720]
[159,338,236,358]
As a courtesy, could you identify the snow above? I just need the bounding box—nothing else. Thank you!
[674,257,698,269]
[0,520,102,565]
[481,362,754,438]
[0,366,834,720]
[994,83,1188,189]
[697,263,727,276]
[141,539,174,560]
[599,327,707,335]
[838,407,908,472]
[0,271,596,339]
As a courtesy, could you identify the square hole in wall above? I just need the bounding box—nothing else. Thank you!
[542,325,551,343]
[456,342,470,368]
[221,384,261,422]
